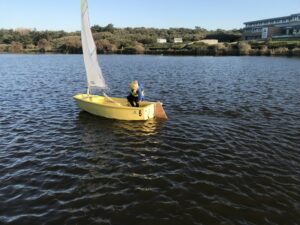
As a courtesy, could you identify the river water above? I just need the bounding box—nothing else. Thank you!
[0,54,300,225]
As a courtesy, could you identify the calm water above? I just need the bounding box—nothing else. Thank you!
[0,54,300,225]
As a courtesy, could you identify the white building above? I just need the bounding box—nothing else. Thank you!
[244,13,300,40]
[157,38,167,44]
[197,39,219,45]
[174,38,183,43]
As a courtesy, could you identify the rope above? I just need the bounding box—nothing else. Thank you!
[103,92,122,106]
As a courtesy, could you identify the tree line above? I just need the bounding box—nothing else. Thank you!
[0,24,242,53]
[0,24,299,56]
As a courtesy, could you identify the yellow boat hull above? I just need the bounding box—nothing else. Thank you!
[74,94,156,121]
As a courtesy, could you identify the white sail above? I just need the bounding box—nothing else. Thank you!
[81,0,106,91]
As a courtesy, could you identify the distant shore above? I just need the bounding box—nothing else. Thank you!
[1,43,300,57]
[1,26,300,56]
[1,40,300,57]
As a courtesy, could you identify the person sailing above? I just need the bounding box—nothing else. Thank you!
[127,80,144,107]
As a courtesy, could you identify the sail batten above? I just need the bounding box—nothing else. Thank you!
[81,0,106,91]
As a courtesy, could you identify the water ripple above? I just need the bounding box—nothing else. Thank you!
[0,55,300,225]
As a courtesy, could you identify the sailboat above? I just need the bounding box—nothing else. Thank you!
[74,0,167,121]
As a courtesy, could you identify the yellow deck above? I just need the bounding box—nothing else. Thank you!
[74,94,156,121]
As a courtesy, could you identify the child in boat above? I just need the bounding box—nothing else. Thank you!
[127,80,144,107]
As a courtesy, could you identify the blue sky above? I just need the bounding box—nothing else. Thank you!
[0,0,299,31]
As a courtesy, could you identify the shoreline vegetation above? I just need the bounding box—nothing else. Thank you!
[1,25,300,56]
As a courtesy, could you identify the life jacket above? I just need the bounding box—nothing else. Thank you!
[131,87,144,100]
[131,89,139,97]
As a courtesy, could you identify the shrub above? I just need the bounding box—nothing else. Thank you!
[133,44,145,54]
[270,47,290,56]
[238,41,251,55]
[259,45,270,56]
[213,43,227,55]
[8,42,23,53]
[38,38,52,52]
[292,48,300,56]
[54,36,81,53]
[25,44,36,50]
[0,44,8,52]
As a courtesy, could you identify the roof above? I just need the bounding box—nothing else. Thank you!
[244,13,300,25]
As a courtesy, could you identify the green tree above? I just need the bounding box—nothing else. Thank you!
[104,24,114,33]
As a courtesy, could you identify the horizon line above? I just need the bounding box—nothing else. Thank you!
[1,25,243,33]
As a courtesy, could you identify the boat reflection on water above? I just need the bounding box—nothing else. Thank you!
[115,119,162,137]
[76,111,164,141]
